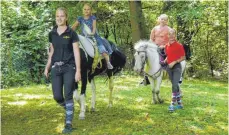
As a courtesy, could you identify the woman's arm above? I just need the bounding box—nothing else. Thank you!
[72,20,80,31]
[44,44,54,78]
[73,42,81,82]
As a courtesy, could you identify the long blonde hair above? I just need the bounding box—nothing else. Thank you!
[56,7,68,25]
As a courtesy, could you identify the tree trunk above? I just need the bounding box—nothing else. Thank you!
[129,1,146,44]
[104,23,109,39]
[112,24,117,43]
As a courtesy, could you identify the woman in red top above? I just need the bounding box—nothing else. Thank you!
[164,29,185,112]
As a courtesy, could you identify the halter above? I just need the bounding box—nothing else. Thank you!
[136,49,163,80]
[136,50,147,71]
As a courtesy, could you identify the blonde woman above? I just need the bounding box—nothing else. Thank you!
[44,7,81,134]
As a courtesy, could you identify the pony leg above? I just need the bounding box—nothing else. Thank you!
[149,78,157,104]
[79,94,86,120]
[91,79,96,112]
[178,77,183,97]
[78,66,88,119]
[108,76,114,108]
[155,73,164,104]
[73,90,80,106]
[180,60,186,97]
[73,82,80,103]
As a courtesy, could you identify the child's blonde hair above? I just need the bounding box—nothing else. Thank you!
[168,28,177,40]
[156,14,168,25]
[159,14,168,20]
[169,28,176,35]
[83,3,92,15]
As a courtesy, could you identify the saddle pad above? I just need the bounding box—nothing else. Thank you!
[78,35,95,58]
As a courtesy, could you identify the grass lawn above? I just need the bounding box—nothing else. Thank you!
[1,75,228,135]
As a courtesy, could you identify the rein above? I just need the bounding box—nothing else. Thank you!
[137,49,163,80]
[144,67,163,80]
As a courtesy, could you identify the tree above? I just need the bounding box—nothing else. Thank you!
[129,1,147,43]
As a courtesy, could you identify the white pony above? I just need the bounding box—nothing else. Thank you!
[134,40,186,104]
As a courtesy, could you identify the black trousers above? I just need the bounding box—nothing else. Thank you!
[51,64,76,104]
[166,63,182,93]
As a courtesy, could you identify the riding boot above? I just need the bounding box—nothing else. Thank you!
[79,94,86,120]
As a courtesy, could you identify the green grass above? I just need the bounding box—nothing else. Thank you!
[1,75,228,135]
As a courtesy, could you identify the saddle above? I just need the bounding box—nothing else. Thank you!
[78,23,116,72]
[78,35,102,73]
[78,35,96,58]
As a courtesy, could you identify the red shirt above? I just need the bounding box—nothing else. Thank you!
[165,41,185,64]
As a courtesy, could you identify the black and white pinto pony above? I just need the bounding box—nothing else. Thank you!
[74,27,126,120]
[134,40,186,104]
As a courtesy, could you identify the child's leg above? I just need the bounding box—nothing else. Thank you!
[172,64,183,109]
[176,91,183,109]
[62,65,75,133]
[102,53,110,63]
[102,53,113,69]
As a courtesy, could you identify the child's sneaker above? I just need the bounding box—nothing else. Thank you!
[176,104,183,109]
[107,62,113,69]
[62,124,73,134]
[168,105,175,112]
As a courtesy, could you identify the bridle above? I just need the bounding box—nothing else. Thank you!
[136,50,148,72]
[136,48,163,80]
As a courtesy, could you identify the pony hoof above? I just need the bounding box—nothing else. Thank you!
[159,100,164,104]
[79,116,85,120]
[91,108,96,112]
[152,101,158,104]
[79,113,85,120]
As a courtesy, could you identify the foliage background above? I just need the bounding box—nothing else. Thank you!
[1,1,228,88]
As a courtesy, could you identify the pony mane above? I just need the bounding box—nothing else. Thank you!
[134,40,158,50]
